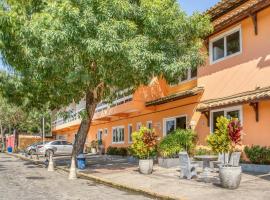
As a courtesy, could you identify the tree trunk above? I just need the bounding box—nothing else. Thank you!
[71,90,99,157]
[0,121,5,151]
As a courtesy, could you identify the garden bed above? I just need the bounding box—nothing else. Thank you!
[240,163,270,173]
[158,157,179,168]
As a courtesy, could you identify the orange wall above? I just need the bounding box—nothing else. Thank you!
[199,7,270,101]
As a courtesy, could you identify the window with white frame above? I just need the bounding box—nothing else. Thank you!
[210,106,243,133]
[136,122,142,131]
[112,126,125,143]
[146,121,153,129]
[128,124,133,143]
[163,116,187,135]
[97,129,103,142]
[210,26,241,63]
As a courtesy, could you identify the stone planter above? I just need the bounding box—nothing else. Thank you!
[158,157,179,168]
[219,166,242,189]
[240,163,270,173]
[91,148,97,154]
[139,159,153,174]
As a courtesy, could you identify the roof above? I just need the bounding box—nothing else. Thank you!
[145,87,204,107]
[206,0,270,34]
[206,0,249,21]
[197,86,270,112]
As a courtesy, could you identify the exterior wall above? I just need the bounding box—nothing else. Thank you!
[199,7,270,101]
[53,3,270,150]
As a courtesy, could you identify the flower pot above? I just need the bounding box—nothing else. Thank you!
[91,148,97,154]
[139,159,153,174]
[219,165,242,189]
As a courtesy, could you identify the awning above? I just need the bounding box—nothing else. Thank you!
[197,86,270,112]
[146,87,204,107]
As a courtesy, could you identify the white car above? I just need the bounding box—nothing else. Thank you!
[39,140,73,157]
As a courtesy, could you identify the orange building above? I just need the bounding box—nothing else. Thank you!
[52,0,270,149]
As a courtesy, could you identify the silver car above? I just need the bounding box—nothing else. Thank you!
[39,140,73,157]
[26,141,49,155]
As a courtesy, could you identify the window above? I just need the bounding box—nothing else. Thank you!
[51,141,62,145]
[210,106,243,133]
[128,124,133,143]
[62,141,72,145]
[179,68,197,83]
[146,121,152,129]
[210,26,241,63]
[163,116,187,135]
[104,128,108,135]
[112,126,125,143]
[136,122,142,131]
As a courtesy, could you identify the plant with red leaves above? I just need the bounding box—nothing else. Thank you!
[227,119,242,149]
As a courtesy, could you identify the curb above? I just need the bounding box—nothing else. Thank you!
[6,153,183,200]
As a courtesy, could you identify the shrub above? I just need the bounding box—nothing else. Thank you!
[130,127,158,159]
[244,145,270,165]
[106,146,118,155]
[158,129,197,158]
[207,116,231,154]
[228,119,242,148]
[90,140,98,149]
[106,146,128,156]
[194,145,214,156]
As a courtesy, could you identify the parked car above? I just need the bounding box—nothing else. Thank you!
[39,140,73,157]
[26,141,49,155]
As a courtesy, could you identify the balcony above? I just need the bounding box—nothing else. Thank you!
[52,94,141,131]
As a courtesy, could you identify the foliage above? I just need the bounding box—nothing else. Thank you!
[158,129,196,158]
[207,116,231,154]
[90,140,98,149]
[130,127,158,159]
[228,118,242,147]
[106,146,128,156]
[0,0,212,155]
[194,145,214,156]
[244,145,270,165]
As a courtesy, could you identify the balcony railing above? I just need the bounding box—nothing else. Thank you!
[52,94,133,129]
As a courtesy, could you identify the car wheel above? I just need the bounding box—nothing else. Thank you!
[46,150,54,158]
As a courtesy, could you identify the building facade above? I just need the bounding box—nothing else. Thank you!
[52,0,270,149]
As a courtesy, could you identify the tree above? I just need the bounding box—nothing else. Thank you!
[0,0,212,161]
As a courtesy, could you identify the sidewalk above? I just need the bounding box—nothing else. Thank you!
[11,153,270,200]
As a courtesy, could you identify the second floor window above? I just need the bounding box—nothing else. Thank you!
[210,27,241,63]
[179,68,197,83]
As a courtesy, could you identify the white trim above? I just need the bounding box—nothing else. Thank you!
[210,105,243,133]
[209,25,242,65]
[128,124,133,143]
[163,115,187,136]
[146,121,153,129]
[97,129,103,141]
[112,126,125,144]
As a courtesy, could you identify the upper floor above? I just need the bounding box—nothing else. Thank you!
[52,0,270,131]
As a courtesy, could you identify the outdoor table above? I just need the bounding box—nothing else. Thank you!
[194,155,218,182]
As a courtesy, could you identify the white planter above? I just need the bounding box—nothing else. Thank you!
[139,159,153,174]
[219,166,242,189]
[91,148,97,154]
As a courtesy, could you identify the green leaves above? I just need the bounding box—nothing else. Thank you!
[0,0,212,110]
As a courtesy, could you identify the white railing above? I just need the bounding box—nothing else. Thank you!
[52,94,133,128]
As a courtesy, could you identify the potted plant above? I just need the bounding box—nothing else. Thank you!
[90,140,98,154]
[130,127,158,174]
[207,116,243,189]
[158,129,196,168]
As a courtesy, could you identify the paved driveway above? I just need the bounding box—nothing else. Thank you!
[0,153,153,200]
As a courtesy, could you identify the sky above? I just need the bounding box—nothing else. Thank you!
[178,0,220,15]
[0,0,220,70]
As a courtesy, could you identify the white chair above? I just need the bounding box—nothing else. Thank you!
[210,153,229,171]
[229,152,241,166]
[179,152,198,180]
